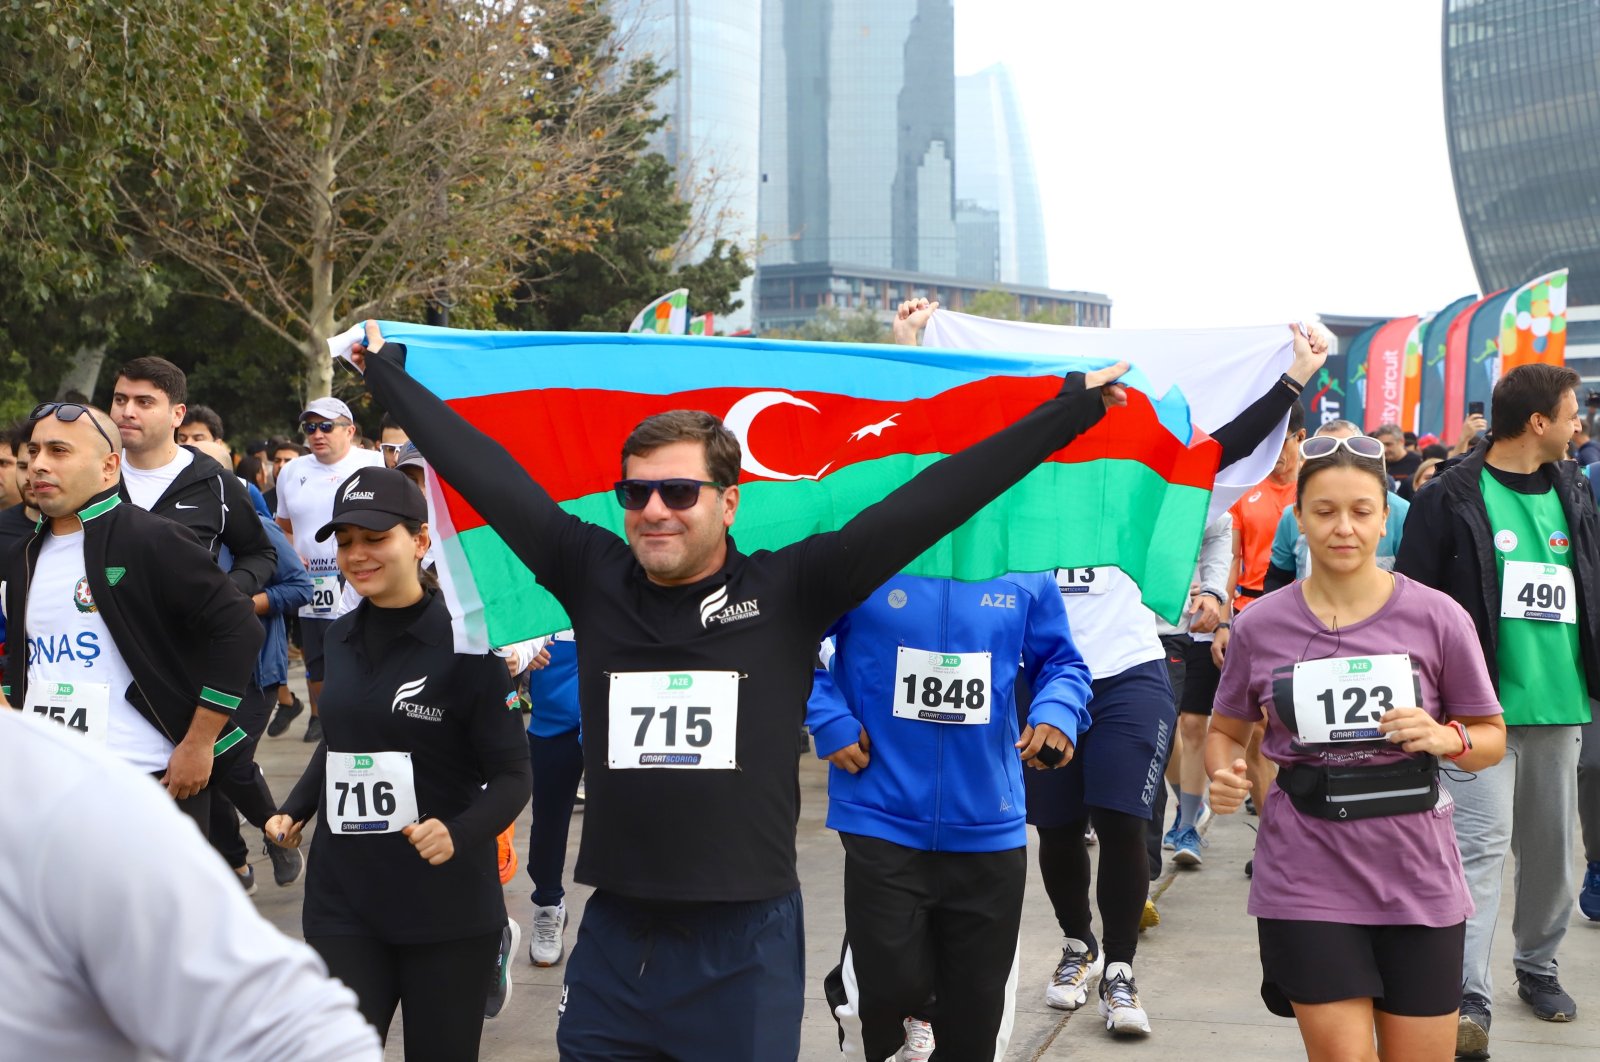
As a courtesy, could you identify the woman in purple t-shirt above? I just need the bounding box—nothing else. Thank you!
[1206,435,1505,1060]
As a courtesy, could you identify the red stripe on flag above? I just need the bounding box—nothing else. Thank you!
[436,379,1217,534]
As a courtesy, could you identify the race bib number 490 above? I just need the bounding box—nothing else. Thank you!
[892,648,992,725]
[1501,560,1577,624]
[24,680,110,744]
[608,670,739,769]
[325,751,418,834]
[1291,654,1412,744]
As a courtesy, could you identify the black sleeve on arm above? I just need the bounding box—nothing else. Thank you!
[363,343,612,601]
[442,654,531,851]
[1394,482,1448,590]
[1211,378,1299,472]
[217,472,277,596]
[280,741,326,824]
[154,522,264,717]
[1263,561,1295,594]
[797,375,1107,622]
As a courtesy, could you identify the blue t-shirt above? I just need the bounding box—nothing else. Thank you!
[1270,491,1409,579]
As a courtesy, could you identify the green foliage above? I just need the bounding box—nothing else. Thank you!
[965,289,1022,321]
[764,306,891,344]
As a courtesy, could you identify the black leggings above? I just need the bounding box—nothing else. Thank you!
[209,684,279,868]
[1037,808,1149,968]
[308,932,500,1060]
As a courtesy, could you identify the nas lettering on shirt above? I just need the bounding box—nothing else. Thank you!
[24,530,172,772]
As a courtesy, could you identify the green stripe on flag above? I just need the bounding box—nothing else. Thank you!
[443,453,1210,646]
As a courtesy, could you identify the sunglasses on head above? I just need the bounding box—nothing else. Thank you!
[29,402,118,455]
[302,419,347,436]
[613,478,722,511]
[1299,435,1386,462]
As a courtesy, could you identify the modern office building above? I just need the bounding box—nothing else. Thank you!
[1442,0,1600,307]
[955,64,1050,288]
[757,0,1108,331]
[615,0,761,330]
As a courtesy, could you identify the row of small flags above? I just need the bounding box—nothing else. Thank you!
[1303,268,1570,439]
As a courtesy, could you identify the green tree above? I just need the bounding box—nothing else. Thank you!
[965,289,1022,321]
[763,306,890,344]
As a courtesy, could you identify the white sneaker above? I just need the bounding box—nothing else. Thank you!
[1045,937,1103,1011]
[1097,962,1151,1035]
[528,901,567,967]
[895,1017,935,1062]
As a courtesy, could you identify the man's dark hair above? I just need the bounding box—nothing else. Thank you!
[0,419,26,456]
[114,356,188,406]
[181,404,225,439]
[1286,400,1305,438]
[1422,443,1449,460]
[269,436,307,458]
[237,454,263,483]
[1492,363,1581,440]
[621,410,742,489]
[380,412,403,432]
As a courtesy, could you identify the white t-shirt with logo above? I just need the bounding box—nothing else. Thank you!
[121,446,194,511]
[275,449,384,620]
[26,529,173,773]
[1056,566,1165,680]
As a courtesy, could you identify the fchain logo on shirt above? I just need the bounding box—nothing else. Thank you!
[391,676,443,722]
[341,475,376,503]
[699,584,760,627]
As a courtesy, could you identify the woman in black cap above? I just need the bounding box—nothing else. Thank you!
[266,467,530,1060]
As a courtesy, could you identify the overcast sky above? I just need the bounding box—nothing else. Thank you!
[955,0,1481,329]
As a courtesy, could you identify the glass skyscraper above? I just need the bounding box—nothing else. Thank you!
[615,0,762,329]
[1443,0,1600,306]
[955,64,1050,288]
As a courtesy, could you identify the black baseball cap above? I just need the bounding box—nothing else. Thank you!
[314,467,428,542]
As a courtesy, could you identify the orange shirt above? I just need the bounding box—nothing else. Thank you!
[1228,475,1298,611]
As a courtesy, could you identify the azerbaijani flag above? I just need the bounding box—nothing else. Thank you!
[367,324,1227,650]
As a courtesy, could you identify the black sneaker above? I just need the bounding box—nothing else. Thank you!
[1516,968,1576,1022]
[485,918,521,1019]
[1457,992,1491,1059]
[303,715,323,743]
[265,839,304,887]
[266,694,304,737]
[1244,858,1254,879]
[234,864,257,896]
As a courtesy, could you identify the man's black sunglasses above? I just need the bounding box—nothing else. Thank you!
[613,478,723,511]
[301,419,348,436]
[29,402,118,455]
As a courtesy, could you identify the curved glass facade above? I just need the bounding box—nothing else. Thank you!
[1443,0,1600,306]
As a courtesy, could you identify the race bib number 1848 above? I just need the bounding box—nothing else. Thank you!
[892,648,992,725]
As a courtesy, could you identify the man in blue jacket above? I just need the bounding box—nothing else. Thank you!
[809,567,1091,1062]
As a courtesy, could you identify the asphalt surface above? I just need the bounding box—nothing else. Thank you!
[244,669,1600,1060]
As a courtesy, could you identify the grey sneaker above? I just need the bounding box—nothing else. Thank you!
[1457,992,1491,1059]
[528,901,568,967]
[265,839,304,887]
[1045,937,1103,1011]
[233,864,257,896]
[1516,968,1576,1022]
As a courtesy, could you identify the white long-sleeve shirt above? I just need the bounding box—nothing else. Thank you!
[0,710,382,1062]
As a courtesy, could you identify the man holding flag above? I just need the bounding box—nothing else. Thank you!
[347,321,1128,1062]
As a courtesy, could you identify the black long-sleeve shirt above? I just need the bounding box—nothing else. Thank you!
[366,342,1108,901]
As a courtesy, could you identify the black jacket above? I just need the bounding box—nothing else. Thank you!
[118,446,277,596]
[1394,440,1600,692]
[4,487,264,755]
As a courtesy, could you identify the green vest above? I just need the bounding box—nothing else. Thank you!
[1481,468,1590,726]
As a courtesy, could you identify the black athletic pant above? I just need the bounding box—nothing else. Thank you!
[1037,810,1149,968]
[834,833,1024,1062]
[526,728,583,907]
[308,931,500,1060]
[1145,635,1189,878]
[156,776,212,841]
[209,684,279,867]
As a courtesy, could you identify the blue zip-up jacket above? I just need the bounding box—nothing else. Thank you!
[223,516,314,689]
[527,632,580,738]
[807,571,1092,852]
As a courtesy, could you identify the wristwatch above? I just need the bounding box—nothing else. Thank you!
[1444,719,1472,761]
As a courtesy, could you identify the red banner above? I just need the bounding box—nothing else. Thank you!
[1363,316,1418,430]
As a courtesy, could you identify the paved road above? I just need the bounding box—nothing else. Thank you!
[246,671,1600,1060]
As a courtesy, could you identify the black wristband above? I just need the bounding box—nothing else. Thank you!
[1280,372,1304,395]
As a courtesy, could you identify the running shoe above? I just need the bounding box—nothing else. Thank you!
[234,864,257,896]
[1195,802,1213,832]
[1097,962,1151,1035]
[1516,968,1577,1022]
[1083,824,1098,846]
[266,693,304,737]
[1045,937,1102,1011]
[1244,794,1257,816]
[485,918,520,1019]
[896,1017,935,1062]
[303,715,323,743]
[1161,821,1182,851]
[265,839,304,887]
[573,779,586,811]
[1171,825,1207,867]
[1457,992,1491,1059]
[497,824,518,885]
[528,901,568,967]
[1139,897,1160,932]
[1244,857,1253,879]
[1581,861,1600,921]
